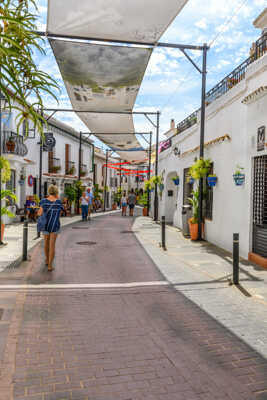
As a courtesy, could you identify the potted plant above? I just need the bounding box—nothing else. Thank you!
[172,175,180,185]
[233,165,245,186]
[5,137,15,153]
[1,190,17,241]
[51,165,61,173]
[80,171,86,177]
[144,179,152,192]
[189,158,212,180]
[139,192,149,216]
[188,188,199,241]
[67,166,75,175]
[64,185,76,214]
[207,174,218,187]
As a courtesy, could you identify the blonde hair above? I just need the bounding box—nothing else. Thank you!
[48,184,58,196]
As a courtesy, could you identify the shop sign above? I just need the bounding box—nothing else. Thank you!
[159,139,172,153]
[257,126,265,152]
[43,132,56,152]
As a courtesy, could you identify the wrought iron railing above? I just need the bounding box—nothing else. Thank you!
[2,131,28,157]
[66,161,75,175]
[176,32,267,135]
[49,158,61,173]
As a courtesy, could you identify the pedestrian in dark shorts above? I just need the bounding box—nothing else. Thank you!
[127,188,136,217]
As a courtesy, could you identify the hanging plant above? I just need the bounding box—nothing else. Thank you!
[207,174,218,187]
[151,175,163,186]
[144,179,152,191]
[172,175,180,185]
[189,158,212,180]
[233,165,245,186]
[0,156,11,182]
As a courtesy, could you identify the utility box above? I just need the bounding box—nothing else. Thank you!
[182,205,192,237]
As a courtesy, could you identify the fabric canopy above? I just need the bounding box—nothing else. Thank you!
[50,39,151,161]
[47,0,188,44]
[47,0,189,162]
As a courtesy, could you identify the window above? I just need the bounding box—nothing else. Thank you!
[6,169,16,193]
[183,168,193,205]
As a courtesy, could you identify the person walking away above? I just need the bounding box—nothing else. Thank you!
[128,188,136,217]
[80,192,89,221]
[121,191,127,216]
[86,188,94,220]
[37,185,63,271]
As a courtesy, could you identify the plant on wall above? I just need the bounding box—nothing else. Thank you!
[233,165,245,186]
[189,158,212,180]
[0,0,59,137]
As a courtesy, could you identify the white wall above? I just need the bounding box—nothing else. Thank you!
[158,52,267,259]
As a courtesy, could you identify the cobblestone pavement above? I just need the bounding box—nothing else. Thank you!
[0,211,267,400]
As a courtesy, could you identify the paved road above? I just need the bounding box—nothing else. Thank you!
[0,211,267,400]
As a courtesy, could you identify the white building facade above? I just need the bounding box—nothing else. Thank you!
[158,10,267,265]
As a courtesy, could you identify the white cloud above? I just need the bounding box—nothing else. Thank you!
[195,18,208,29]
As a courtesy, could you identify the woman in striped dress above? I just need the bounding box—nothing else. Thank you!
[38,185,63,271]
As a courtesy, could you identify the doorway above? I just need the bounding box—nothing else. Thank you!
[253,155,267,257]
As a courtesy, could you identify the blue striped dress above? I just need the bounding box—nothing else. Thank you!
[39,199,63,234]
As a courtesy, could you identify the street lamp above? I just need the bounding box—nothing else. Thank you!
[173,146,180,157]
[0,92,8,246]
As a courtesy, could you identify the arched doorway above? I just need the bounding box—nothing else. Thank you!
[164,171,179,224]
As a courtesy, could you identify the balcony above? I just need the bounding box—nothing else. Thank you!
[2,131,28,157]
[176,32,267,135]
[49,158,61,174]
[80,164,87,177]
[66,161,76,175]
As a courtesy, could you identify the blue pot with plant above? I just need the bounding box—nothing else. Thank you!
[172,176,180,185]
[233,166,245,186]
[207,174,217,187]
[189,177,194,185]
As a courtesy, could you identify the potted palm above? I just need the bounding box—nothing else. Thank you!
[188,188,199,241]
[1,190,17,241]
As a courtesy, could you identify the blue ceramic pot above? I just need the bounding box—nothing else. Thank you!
[233,174,245,186]
[207,176,217,187]
[189,177,194,185]
[173,178,180,186]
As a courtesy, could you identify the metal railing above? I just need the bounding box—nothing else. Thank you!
[2,131,28,157]
[49,157,61,173]
[66,161,75,175]
[176,32,267,135]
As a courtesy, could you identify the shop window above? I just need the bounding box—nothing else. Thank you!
[183,168,193,205]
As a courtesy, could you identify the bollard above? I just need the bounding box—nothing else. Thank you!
[22,220,29,261]
[233,233,239,285]
[161,216,167,251]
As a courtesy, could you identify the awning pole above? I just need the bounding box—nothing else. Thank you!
[154,112,160,221]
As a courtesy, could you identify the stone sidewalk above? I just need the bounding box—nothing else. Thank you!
[133,217,267,359]
[0,210,119,272]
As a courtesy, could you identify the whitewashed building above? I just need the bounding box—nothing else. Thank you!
[158,9,267,266]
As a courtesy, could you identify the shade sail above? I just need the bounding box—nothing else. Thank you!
[47,0,188,44]
[50,39,151,160]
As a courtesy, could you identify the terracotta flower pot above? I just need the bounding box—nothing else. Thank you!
[1,223,4,242]
[188,220,199,241]
[112,204,117,210]
[143,207,148,216]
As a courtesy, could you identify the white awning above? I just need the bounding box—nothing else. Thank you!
[47,0,188,44]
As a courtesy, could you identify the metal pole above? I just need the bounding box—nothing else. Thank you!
[77,131,82,215]
[233,233,239,285]
[161,216,167,251]
[38,110,44,200]
[154,112,160,221]
[22,220,28,261]
[148,132,152,216]
[198,44,208,240]
[103,149,108,212]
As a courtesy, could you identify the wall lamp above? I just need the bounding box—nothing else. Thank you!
[173,146,181,157]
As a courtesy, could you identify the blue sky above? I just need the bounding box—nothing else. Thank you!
[34,0,266,149]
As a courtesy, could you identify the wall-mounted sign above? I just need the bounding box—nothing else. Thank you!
[28,175,34,187]
[168,190,173,197]
[43,132,56,152]
[257,126,265,152]
[159,139,172,153]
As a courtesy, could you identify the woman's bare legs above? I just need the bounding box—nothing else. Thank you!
[48,233,57,271]
[44,235,50,265]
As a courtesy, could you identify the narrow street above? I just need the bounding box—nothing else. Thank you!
[0,211,267,400]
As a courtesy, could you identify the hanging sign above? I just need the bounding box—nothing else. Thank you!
[28,175,34,187]
[257,126,265,152]
[43,132,56,152]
